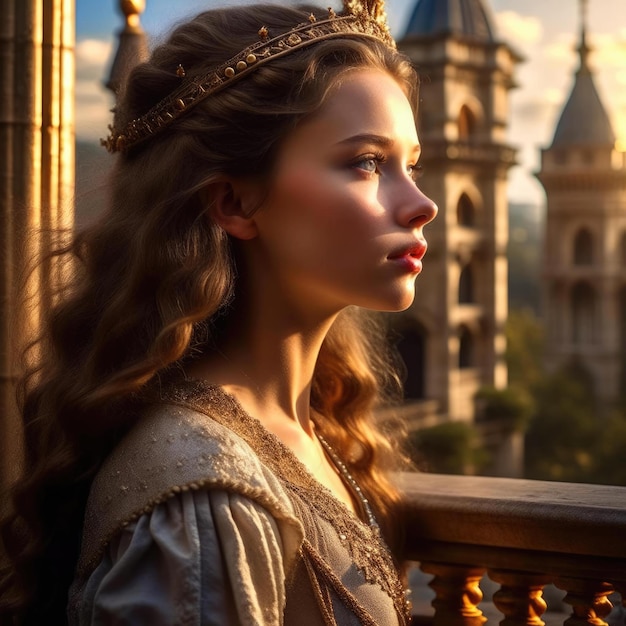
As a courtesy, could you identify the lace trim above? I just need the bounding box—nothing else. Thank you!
[158,379,410,625]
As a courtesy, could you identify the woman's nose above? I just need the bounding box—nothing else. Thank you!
[396,184,438,229]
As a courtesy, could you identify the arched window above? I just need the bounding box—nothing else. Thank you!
[458,105,475,141]
[457,193,475,227]
[395,324,426,400]
[459,264,474,304]
[459,326,473,369]
[571,282,596,344]
[573,228,593,266]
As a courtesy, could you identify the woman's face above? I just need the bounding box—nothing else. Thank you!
[247,68,438,316]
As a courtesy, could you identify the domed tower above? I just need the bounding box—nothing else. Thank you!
[537,0,626,406]
[396,1,520,440]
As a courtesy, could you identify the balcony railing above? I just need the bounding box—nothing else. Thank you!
[398,473,626,625]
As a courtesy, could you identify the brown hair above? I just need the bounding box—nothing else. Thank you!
[0,4,417,623]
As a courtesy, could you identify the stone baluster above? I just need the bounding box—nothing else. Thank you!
[608,582,625,626]
[421,562,487,626]
[489,570,549,626]
[555,578,614,626]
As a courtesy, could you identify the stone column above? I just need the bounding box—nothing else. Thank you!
[0,0,75,490]
[41,0,75,298]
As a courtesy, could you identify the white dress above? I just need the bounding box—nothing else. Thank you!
[68,381,409,625]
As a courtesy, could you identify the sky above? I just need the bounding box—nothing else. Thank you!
[76,0,626,206]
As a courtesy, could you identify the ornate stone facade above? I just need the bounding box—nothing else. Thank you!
[537,2,626,407]
[395,0,520,474]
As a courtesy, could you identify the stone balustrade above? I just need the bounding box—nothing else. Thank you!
[398,473,626,625]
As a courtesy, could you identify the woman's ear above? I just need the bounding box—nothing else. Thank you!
[206,179,262,241]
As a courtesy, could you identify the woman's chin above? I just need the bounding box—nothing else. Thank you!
[360,287,416,313]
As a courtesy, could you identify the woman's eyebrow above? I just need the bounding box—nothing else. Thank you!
[335,133,421,155]
[335,133,394,148]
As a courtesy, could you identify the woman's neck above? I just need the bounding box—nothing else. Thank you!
[187,301,360,517]
[188,307,337,437]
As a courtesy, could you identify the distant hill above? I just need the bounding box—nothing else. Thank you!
[75,140,113,228]
[508,202,544,315]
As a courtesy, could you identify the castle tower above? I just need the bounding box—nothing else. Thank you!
[537,0,626,406]
[396,0,519,427]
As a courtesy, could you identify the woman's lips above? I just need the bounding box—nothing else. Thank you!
[388,241,427,273]
[389,254,423,273]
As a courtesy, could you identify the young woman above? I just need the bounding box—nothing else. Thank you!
[0,1,437,624]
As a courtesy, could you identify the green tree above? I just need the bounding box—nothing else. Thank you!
[506,308,544,390]
[409,422,487,475]
[524,363,600,482]
[590,411,626,485]
[475,385,534,433]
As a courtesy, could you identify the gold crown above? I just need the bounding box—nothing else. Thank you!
[101,2,395,154]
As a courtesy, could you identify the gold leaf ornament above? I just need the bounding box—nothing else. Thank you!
[343,0,388,23]
[343,0,391,41]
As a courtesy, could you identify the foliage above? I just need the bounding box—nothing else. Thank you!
[505,308,544,390]
[591,413,626,485]
[475,385,534,432]
[406,306,626,484]
[409,421,488,475]
[524,363,600,482]
[508,205,542,315]
[505,307,626,486]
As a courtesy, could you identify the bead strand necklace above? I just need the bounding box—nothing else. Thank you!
[315,432,380,534]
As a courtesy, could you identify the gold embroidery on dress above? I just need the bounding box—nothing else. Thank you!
[159,380,410,625]
[301,539,380,626]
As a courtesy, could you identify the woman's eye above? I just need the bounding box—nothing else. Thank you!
[409,164,424,183]
[353,155,384,174]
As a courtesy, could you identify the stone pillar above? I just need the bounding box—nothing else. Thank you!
[41,0,75,297]
[0,0,75,490]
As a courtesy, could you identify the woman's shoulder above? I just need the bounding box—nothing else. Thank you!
[79,390,298,574]
[94,397,277,500]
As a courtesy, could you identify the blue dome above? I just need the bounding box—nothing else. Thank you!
[404,0,496,42]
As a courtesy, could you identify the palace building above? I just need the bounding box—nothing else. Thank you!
[395,0,522,475]
[536,1,626,408]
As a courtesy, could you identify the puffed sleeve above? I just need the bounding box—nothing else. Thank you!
[72,489,291,626]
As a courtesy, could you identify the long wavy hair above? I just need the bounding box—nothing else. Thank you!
[0,3,417,623]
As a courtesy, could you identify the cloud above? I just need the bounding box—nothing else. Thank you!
[542,31,626,71]
[75,86,114,142]
[495,11,543,47]
[592,33,626,68]
[76,38,113,81]
[544,35,575,64]
[75,38,114,141]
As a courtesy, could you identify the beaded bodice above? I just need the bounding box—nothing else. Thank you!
[160,381,409,624]
[77,380,409,624]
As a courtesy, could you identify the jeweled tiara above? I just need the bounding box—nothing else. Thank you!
[101,1,395,154]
